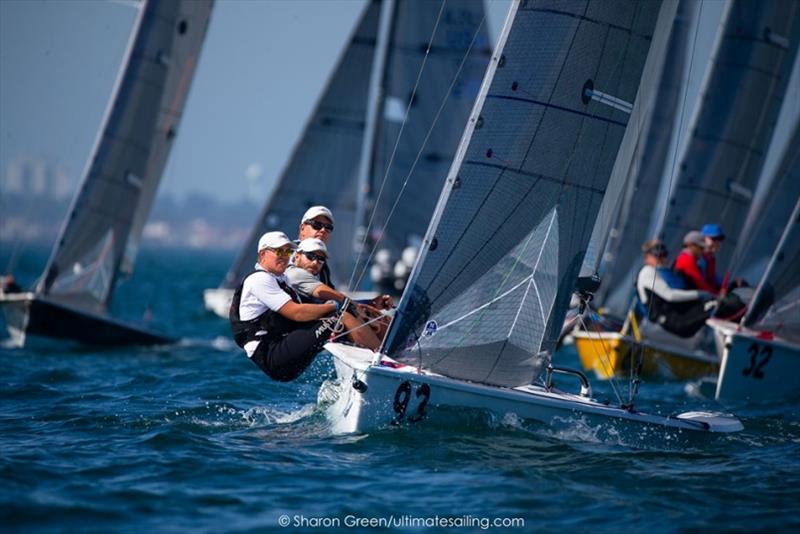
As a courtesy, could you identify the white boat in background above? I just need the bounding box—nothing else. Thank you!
[204,0,491,316]
[0,0,214,347]
[324,0,742,440]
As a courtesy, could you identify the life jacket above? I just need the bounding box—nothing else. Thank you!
[229,271,302,348]
[319,263,335,289]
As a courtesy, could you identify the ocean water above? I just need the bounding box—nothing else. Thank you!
[2,246,799,532]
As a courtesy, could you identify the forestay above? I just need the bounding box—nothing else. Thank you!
[741,123,800,342]
[221,1,381,290]
[39,0,214,313]
[659,0,800,267]
[383,0,664,388]
[593,0,694,314]
[356,0,491,276]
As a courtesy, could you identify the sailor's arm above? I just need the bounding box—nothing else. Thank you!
[277,300,336,322]
[311,283,346,303]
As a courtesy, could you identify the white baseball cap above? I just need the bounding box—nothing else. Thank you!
[297,238,328,254]
[257,231,297,252]
[301,205,335,225]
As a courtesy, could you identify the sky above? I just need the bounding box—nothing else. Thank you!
[0,0,509,205]
[0,0,796,208]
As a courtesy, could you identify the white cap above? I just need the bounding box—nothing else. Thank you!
[297,238,328,254]
[257,231,297,252]
[301,205,335,225]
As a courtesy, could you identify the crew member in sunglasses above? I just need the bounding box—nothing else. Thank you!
[286,238,383,347]
[229,231,377,382]
[297,206,338,288]
[296,205,393,310]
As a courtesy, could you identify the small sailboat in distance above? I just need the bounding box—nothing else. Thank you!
[324,0,742,441]
[0,0,214,347]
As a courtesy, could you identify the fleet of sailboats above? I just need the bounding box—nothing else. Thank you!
[4,0,800,437]
[0,0,214,347]
[573,0,800,387]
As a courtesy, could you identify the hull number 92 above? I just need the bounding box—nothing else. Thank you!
[392,381,431,424]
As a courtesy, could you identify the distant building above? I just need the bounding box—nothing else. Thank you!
[3,157,72,200]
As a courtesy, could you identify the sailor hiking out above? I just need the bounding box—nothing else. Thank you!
[230,231,343,382]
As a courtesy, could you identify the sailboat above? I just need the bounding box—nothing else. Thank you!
[706,120,800,402]
[204,0,490,317]
[0,0,214,347]
[323,0,741,438]
[574,0,800,380]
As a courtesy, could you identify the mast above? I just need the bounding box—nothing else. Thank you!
[351,0,397,288]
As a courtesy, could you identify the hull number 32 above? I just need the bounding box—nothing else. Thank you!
[742,342,772,379]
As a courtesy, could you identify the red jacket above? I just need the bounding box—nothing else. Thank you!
[674,249,718,294]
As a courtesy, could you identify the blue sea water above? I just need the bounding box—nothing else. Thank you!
[2,246,799,532]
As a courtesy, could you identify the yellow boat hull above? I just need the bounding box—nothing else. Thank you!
[573,331,718,381]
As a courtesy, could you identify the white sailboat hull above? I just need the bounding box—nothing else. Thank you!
[324,343,742,441]
[203,288,233,319]
[708,319,800,402]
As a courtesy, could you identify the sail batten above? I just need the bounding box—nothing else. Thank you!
[383,0,667,388]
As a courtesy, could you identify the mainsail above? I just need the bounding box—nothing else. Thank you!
[355,0,491,278]
[659,0,800,267]
[220,1,381,290]
[38,0,214,313]
[383,0,666,387]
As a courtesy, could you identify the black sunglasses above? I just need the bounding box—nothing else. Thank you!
[303,252,327,263]
[305,220,334,232]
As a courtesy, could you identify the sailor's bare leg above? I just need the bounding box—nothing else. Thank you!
[341,312,381,351]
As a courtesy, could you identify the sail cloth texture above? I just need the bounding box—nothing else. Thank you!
[40,0,214,312]
[741,123,800,342]
[222,1,381,291]
[592,0,694,315]
[363,0,491,263]
[659,0,800,268]
[384,0,664,388]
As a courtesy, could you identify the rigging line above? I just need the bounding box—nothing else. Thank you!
[348,0,449,291]
[349,1,490,293]
[576,311,624,406]
[330,309,396,342]
[633,0,707,403]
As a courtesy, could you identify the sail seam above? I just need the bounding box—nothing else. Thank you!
[464,161,606,193]
[486,94,627,128]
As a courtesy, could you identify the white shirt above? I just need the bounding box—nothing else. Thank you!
[240,263,292,357]
[637,264,701,305]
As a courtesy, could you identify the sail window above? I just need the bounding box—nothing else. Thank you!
[177,20,188,35]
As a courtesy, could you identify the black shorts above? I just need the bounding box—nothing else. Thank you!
[250,316,339,382]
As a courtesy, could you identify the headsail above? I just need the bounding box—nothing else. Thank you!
[659,0,800,267]
[39,0,214,312]
[383,0,666,388]
[220,0,381,290]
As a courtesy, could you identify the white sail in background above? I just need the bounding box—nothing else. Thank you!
[659,0,800,268]
[39,0,214,312]
[383,0,667,388]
